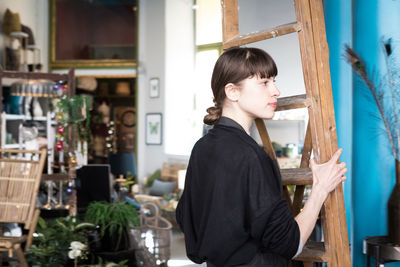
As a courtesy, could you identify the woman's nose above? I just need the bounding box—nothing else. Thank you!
[273,84,280,97]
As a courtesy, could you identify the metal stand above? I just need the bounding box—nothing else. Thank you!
[364,236,400,266]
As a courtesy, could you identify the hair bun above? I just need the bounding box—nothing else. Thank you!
[203,105,221,125]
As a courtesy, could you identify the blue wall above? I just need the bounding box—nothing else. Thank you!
[324,0,353,243]
[325,0,400,266]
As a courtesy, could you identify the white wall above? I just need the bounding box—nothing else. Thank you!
[137,0,168,182]
[0,0,49,71]
[137,0,194,182]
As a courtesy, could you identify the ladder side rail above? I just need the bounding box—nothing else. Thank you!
[292,122,313,216]
[221,0,239,43]
[309,2,351,266]
[294,0,337,264]
[294,0,351,266]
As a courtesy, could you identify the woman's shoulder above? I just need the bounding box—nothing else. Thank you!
[193,125,265,159]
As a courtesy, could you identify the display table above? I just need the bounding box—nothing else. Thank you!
[364,236,400,266]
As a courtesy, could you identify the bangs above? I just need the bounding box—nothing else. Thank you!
[243,48,278,79]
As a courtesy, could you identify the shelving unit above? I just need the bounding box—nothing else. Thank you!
[0,68,79,216]
[76,75,137,164]
[0,68,75,174]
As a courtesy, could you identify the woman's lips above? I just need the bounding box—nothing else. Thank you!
[269,102,277,109]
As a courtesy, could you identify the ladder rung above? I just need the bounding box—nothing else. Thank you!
[276,94,310,111]
[295,241,329,262]
[223,22,301,49]
[281,168,312,185]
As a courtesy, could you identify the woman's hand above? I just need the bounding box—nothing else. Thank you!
[310,148,348,197]
[295,149,348,247]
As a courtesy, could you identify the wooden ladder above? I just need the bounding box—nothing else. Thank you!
[221,1,351,266]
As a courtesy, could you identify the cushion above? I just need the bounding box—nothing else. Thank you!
[149,179,176,196]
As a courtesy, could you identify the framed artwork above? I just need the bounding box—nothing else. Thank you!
[146,113,162,145]
[149,78,160,98]
[50,0,137,68]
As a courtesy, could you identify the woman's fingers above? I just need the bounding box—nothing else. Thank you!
[330,148,343,163]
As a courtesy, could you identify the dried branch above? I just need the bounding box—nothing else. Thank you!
[382,39,400,158]
[344,45,397,159]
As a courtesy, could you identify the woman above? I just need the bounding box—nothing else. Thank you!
[176,47,347,266]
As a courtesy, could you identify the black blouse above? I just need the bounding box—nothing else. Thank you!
[176,117,300,266]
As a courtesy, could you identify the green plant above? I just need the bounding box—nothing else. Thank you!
[26,216,95,267]
[80,258,128,267]
[85,201,140,251]
[146,169,160,188]
[57,95,92,145]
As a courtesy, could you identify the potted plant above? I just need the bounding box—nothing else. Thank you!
[26,216,95,267]
[84,201,140,264]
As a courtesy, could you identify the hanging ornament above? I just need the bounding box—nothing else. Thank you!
[56,112,64,122]
[56,140,64,151]
[68,153,78,167]
[66,185,73,195]
[57,125,65,134]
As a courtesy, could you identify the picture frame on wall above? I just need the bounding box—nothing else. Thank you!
[146,113,162,145]
[50,0,137,68]
[149,78,160,98]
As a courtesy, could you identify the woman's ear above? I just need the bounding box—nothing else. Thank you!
[224,83,240,102]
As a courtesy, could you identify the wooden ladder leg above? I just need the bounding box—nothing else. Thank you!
[14,244,28,267]
[26,209,40,251]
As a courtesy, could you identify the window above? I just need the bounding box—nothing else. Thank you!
[165,0,222,156]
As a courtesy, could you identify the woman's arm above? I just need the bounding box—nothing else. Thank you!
[294,148,348,246]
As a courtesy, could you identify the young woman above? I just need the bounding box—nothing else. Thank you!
[176,47,347,267]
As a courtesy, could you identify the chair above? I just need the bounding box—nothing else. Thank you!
[0,148,47,267]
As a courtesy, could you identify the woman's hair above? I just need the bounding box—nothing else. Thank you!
[203,46,278,125]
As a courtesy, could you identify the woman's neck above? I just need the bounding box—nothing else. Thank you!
[221,108,253,133]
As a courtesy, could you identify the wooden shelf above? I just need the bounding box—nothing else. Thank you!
[42,173,72,181]
[4,113,48,121]
[94,95,134,99]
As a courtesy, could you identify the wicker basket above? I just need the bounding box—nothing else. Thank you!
[139,202,172,266]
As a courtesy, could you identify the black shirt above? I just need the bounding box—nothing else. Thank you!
[176,117,300,266]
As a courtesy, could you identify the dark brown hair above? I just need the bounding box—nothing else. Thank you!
[203,46,278,125]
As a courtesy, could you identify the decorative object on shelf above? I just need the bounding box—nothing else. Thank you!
[76,77,97,92]
[98,101,110,124]
[105,121,116,154]
[10,79,58,98]
[98,81,109,95]
[346,43,400,244]
[2,9,21,35]
[114,107,135,152]
[42,181,55,210]
[145,113,162,145]
[5,46,20,71]
[115,81,131,96]
[149,77,160,98]
[32,97,43,117]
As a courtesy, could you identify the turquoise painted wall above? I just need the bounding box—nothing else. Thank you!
[325,0,400,266]
[324,0,353,245]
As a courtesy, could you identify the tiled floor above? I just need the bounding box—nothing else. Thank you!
[168,230,206,267]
